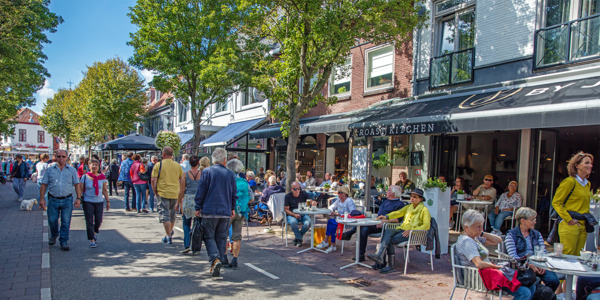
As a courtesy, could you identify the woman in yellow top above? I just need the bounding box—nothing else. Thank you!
[553,151,594,256]
[367,188,431,274]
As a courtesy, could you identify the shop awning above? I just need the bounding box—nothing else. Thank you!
[200,118,266,147]
[176,130,194,145]
[349,75,600,136]
[94,134,160,151]
[249,113,368,139]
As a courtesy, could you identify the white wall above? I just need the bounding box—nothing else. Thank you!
[4,123,53,149]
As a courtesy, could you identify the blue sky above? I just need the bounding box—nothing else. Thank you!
[32,0,153,113]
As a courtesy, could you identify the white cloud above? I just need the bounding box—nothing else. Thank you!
[32,79,55,113]
[140,69,156,85]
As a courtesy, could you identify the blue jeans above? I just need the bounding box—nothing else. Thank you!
[134,183,147,210]
[488,210,513,230]
[12,178,25,198]
[182,214,192,249]
[148,183,155,211]
[539,270,560,291]
[123,181,136,210]
[47,195,74,244]
[37,181,48,202]
[286,214,311,240]
[508,284,535,300]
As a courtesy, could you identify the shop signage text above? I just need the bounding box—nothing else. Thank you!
[353,123,436,137]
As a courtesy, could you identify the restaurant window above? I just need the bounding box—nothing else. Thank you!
[178,101,188,123]
[535,0,600,68]
[430,1,475,89]
[327,134,345,143]
[330,57,351,96]
[301,136,317,145]
[19,129,26,142]
[38,131,44,143]
[372,136,389,159]
[366,45,394,90]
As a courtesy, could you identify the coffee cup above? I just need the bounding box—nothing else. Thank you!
[581,251,593,261]
[365,212,372,218]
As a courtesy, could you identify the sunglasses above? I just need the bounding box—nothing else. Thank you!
[337,191,345,194]
[292,188,300,191]
[484,179,493,181]
[56,155,66,158]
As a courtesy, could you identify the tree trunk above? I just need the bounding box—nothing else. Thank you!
[285,105,302,193]
[190,106,204,156]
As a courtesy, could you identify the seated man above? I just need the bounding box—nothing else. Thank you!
[284,181,317,247]
[367,188,431,274]
[255,175,284,224]
[341,185,407,262]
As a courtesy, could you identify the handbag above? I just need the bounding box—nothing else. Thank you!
[516,267,536,287]
[547,178,576,244]
[139,169,151,182]
[190,217,203,252]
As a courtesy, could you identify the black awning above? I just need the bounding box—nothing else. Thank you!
[95,134,160,151]
[349,75,600,136]
[249,113,367,139]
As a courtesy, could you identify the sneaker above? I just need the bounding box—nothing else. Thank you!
[126,209,132,212]
[325,245,337,253]
[142,209,149,213]
[90,242,97,248]
[171,230,174,236]
[18,197,23,202]
[191,251,200,256]
[230,260,238,270]
[181,247,191,254]
[137,210,141,213]
[48,236,57,246]
[316,241,329,249]
[60,243,69,251]
[296,239,303,247]
[292,239,298,246]
[161,236,168,243]
[167,237,173,244]
[210,259,222,277]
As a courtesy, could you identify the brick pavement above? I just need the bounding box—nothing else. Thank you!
[0,180,47,300]
[244,218,490,300]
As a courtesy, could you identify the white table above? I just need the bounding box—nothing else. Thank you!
[529,254,600,300]
[337,218,382,270]
[292,208,332,254]
[456,200,494,231]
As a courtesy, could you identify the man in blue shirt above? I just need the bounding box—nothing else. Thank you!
[39,150,81,251]
[118,151,136,211]
[319,173,332,187]
[341,185,407,262]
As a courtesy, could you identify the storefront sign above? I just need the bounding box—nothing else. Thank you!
[353,123,438,137]
[315,151,325,179]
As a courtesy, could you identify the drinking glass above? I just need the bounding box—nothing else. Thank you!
[534,245,544,259]
[554,243,564,256]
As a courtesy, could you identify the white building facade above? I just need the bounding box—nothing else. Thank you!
[1,108,54,160]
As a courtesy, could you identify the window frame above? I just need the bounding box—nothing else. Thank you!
[364,44,395,92]
[214,97,230,115]
[178,100,188,123]
[38,131,44,143]
[329,56,352,97]
[19,129,26,142]
[434,6,476,56]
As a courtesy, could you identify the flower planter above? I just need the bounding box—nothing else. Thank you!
[422,187,451,255]
[457,194,465,201]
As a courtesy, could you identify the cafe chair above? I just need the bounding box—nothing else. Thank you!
[384,224,433,275]
[502,207,517,231]
[450,244,509,300]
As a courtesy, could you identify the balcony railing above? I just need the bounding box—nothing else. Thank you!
[429,48,475,89]
[534,13,600,69]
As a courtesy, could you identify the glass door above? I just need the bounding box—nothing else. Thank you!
[530,130,558,232]
[431,135,459,183]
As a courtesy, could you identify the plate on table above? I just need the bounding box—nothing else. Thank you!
[547,253,566,258]
[530,256,547,262]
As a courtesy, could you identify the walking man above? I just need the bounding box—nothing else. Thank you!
[151,147,183,244]
[180,154,191,173]
[194,148,238,277]
[39,150,81,251]
[118,151,137,211]
[11,154,30,201]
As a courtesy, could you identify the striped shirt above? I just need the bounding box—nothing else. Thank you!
[505,230,546,259]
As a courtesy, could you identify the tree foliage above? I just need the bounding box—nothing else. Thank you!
[0,0,63,136]
[241,0,427,190]
[128,0,264,155]
[39,88,77,150]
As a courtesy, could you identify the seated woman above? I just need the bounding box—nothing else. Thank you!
[506,207,560,292]
[450,177,470,228]
[488,181,522,235]
[367,188,430,274]
[456,209,535,300]
[394,171,415,192]
[315,186,356,253]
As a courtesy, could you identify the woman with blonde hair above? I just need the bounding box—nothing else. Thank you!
[176,156,203,254]
[553,151,593,256]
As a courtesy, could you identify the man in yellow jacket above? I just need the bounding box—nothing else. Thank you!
[367,188,431,274]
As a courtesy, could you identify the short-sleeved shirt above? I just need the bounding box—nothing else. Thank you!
[118,158,134,182]
[36,162,49,181]
[455,235,489,268]
[496,192,523,210]
[284,191,311,211]
[151,158,183,199]
[477,186,497,201]
[42,164,80,198]
[82,175,106,203]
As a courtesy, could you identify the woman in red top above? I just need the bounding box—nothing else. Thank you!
[78,157,89,178]
[130,155,148,213]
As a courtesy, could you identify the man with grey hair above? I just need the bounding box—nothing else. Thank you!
[195,147,238,277]
[256,175,284,224]
[180,153,191,173]
[39,150,81,251]
[341,185,407,262]
[224,158,250,270]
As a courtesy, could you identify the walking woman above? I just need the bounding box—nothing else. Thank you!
[78,157,90,178]
[130,154,148,213]
[82,159,110,248]
[176,156,203,254]
[553,151,593,256]
[107,159,119,196]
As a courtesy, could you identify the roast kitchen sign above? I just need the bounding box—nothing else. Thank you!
[352,78,599,138]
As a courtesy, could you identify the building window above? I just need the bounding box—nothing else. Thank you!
[430,2,475,89]
[535,0,600,69]
[215,98,229,113]
[178,101,188,123]
[19,129,26,142]
[366,45,394,90]
[330,57,352,96]
[241,87,253,107]
[38,131,44,143]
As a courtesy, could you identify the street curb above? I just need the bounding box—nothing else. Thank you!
[41,209,51,300]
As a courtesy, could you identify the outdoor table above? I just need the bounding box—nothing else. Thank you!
[292,208,332,254]
[456,200,494,231]
[529,254,600,300]
[337,218,382,270]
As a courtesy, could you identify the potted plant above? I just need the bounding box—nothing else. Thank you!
[422,177,451,255]
[377,183,385,193]
[456,189,465,200]
[323,182,331,192]
[372,153,393,170]
[155,131,182,154]
[424,177,448,192]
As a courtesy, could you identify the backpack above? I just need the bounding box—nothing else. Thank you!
[138,164,151,182]
[235,177,251,215]
[532,283,557,300]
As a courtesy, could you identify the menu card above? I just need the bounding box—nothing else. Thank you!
[545,258,586,271]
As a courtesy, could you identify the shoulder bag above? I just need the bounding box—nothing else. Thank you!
[546,178,576,244]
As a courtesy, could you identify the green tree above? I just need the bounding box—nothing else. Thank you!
[242,0,427,190]
[128,0,262,155]
[40,88,79,150]
[0,0,63,136]
[73,57,148,146]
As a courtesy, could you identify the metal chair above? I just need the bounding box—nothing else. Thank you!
[384,223,433,275]
[501,207,517,231]
[450,244,507,300]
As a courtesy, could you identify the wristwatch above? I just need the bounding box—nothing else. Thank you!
[480,231,485,237]
[76,198,82,201]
